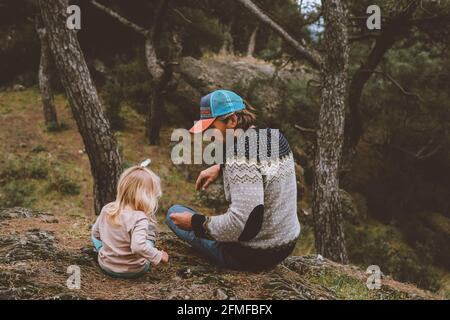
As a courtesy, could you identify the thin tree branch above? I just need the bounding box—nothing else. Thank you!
[409,14,450,26]
[349,33,379,43]
[234,0,321,69]
[346,2,419,149]
[90,0,148,36]
[369,69,423,102]
[300,8,323,28]
[171,8,193,24]
[295,124,317,134]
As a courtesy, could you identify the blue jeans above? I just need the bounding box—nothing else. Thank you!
[165,204,242,269]
[91,235,152,279]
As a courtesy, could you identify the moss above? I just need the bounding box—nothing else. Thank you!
[308,269,407,300]
[346,221,440,292]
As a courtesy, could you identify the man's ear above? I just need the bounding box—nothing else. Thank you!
[227,114,238,128]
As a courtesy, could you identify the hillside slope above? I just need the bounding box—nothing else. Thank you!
[0,87,444,300]
[0,207,439,300]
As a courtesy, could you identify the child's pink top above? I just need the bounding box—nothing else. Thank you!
[92,204,163,273]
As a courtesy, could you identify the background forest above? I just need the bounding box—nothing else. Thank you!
[0,0,449,298]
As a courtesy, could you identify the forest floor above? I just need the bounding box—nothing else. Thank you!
[0,88,444,299]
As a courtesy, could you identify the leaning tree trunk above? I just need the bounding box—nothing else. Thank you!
[39,0,122,214]
[36,18,58,128]
[246,23,259,57]
[144,0,170,145]
[312,0,349,264]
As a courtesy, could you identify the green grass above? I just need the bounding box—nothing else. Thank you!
[308,270,407,300]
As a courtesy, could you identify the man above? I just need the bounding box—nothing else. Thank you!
[166,89,300,271]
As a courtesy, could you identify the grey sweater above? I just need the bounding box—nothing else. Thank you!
[192,128,301,268]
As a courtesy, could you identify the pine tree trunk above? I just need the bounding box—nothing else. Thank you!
[312,0,349,264]
[220,19,235,55]
[246,24,259,57]
[39,0,122,214]
[144,37,167,145]
[36,18,58,128]
[147,85,164,145]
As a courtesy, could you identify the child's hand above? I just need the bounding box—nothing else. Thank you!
[160,250,169,263]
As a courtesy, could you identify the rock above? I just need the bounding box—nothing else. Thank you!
[177,265,214,279]
[215,288,228,300]
[177,267,192,279]
[170,56,307,121]
[12,84,25,91]
[0,229,59,263]
[196,183,227,209]
[39,214,58,223]
[0,207,58,223]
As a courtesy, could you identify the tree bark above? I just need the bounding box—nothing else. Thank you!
[144,36,168,145]
[312,0,349,264]
[36,17,58,128]
[39,0,122,214]
[246,23,259,57]
[146,0,171,145]
[235,0,349,263]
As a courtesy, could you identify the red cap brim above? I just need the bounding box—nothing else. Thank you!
[189,118,216,134]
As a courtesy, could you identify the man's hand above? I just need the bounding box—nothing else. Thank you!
[160,250,169,263]
[170,212,193,230]
[195,164,221,191]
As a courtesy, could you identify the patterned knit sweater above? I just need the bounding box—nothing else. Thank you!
[192,128,301,269]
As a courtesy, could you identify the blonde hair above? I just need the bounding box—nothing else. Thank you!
[105,166,162,227]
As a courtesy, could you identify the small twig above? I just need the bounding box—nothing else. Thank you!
[171,8,193,24]
[368,69,424,102]
[418,0,434,16]
[306,79,320,89]
[295,124,317,135]
[90,0,148,36]
[349,33,379,43]
[271,57,293,82]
